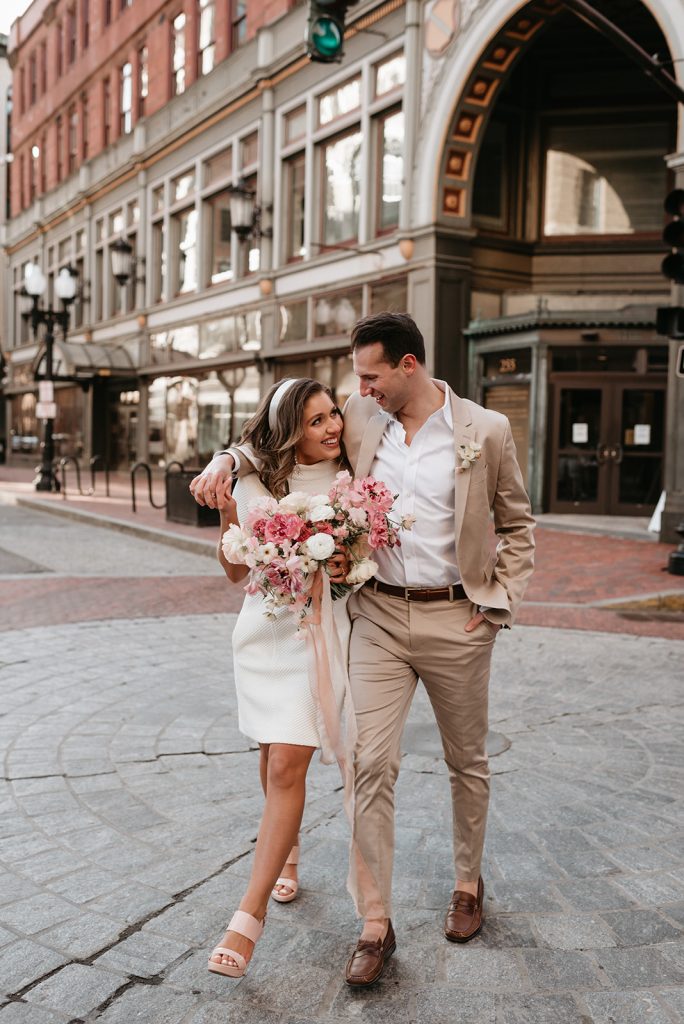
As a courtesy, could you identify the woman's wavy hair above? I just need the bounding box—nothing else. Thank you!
[239,377,347,498]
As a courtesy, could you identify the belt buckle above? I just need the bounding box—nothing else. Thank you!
[407,588,428,602]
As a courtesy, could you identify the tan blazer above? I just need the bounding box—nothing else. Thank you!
[230,384,534,628]
[342,387,535,628]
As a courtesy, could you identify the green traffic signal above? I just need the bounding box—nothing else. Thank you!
[310,16,343,60]
[306,1,356,64]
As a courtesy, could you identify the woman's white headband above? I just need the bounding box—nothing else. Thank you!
[268,378,298,431]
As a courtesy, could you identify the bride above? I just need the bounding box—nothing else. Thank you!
[208,377,350,979]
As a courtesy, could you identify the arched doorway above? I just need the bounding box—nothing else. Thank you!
[422,0,678,514]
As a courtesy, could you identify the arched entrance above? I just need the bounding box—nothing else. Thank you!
[420,0,680,515]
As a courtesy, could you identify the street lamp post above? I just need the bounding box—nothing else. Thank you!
[23,263,78,492]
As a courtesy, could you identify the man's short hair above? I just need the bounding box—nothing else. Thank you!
[350,312,426,367]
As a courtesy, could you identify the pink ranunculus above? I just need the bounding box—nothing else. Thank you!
[313,521,334,535]
[264,512,307,544]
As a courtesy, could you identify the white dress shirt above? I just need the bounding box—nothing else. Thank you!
[371,381,461,588]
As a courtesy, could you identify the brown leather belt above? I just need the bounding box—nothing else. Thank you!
[364,579,467,602]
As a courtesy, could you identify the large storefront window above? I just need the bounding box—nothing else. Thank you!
[10,388,85,459]
[543,121,670,236]
[147,367,260,466]
[314,287,362,338]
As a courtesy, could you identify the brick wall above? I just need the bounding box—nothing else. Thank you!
[9,0,300,215]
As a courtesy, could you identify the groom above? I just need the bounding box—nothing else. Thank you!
[190,312,534,985]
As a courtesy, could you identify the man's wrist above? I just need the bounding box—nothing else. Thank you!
[212,450,240,472]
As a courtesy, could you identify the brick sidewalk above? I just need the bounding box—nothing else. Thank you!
[2,468,683,638]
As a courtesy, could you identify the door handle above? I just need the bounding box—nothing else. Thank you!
[611,442,623,465]
[596,444,610,465]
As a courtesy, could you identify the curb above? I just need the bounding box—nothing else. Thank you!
[14,496,217,558]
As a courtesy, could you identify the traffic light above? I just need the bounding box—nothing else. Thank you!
[662,189,684,284]
[306,1,355,64]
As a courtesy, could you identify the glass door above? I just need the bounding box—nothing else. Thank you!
[611,385,665,514]
[550,385,607,512]
[550,382,666,514]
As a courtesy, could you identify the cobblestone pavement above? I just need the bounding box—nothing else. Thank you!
[1,505,683,1022]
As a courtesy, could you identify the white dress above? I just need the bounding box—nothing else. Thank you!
[231,461,350,748]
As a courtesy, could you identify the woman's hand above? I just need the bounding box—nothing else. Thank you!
[326,550,350,584]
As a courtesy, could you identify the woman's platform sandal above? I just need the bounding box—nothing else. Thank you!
[271,845,299,903]
[207,910,264,978]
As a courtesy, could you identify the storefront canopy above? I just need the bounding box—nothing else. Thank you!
[31,338,139,382]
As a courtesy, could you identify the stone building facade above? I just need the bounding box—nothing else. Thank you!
[3,0,684,536]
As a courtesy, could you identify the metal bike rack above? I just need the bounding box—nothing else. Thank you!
[59,456,84,499]
[89,454,111,497]
[130,461,166,512]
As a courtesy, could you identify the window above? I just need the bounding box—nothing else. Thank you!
[104,0,112,26]
[202,149,233,285]
[103,77,111,146]
[198,0,216,76]
[205,190,232,285]
[240,132,258,166]
[313,287,362,338]
[279,300,308,343]
[40,42,47,93]
[120,0,132,9]
[82,0,90,49]
[204,147,231,186]
[284,152,305,261]
[56,114,63,182]
[67,7,77,63]
[319,77,361,127]
[30,145,38,202]
[29,52,37,105]
[173,207,198,294]
[171,13,186,96]
[56,22,63,78]
[543,121,671,237]
[120,62,132,134]
[81,92,89,159]
[137,45,148,118]
[376,108,403,233]
[68,106,78,174]
[284,106,306,145]
[375,52,406,97]
[40,132,47,192]
[370,277,407,314]
[231,1,246,48]
[152,220,166,303]
[472,119,508,230]
[18,67,25,115]
[320,129,362,245]
[172,169,195,202]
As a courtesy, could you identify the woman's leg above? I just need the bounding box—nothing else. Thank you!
[259,745,299,898]
[211,742,315,968]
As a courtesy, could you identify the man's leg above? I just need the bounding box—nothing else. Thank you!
[410,599,494,934]
[347,588,418,930]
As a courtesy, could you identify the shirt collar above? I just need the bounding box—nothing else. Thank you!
[387,378,453,430]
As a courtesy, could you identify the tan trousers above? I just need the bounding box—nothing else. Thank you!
[347,587,495,919]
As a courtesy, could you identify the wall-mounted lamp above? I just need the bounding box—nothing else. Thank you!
[227,178,272,241]
[111,236,146,288]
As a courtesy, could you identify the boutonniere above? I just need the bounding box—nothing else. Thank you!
[457,442,482,472]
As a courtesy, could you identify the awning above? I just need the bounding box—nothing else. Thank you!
[31,338,140,381]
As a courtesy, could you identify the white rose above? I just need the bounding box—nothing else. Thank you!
[310,504,336,522]
[279,491,310,513]
[307,493,332,510]
[348,507,368,527]
[305,533,336,560]
[346,558,378,586]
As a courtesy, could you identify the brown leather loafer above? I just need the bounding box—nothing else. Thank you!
[345,920,396,987]
[444,876,484,942]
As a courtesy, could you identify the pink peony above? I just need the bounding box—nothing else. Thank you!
[264,512,307,544]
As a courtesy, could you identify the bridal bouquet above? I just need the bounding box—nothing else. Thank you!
[222,470,414,618]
